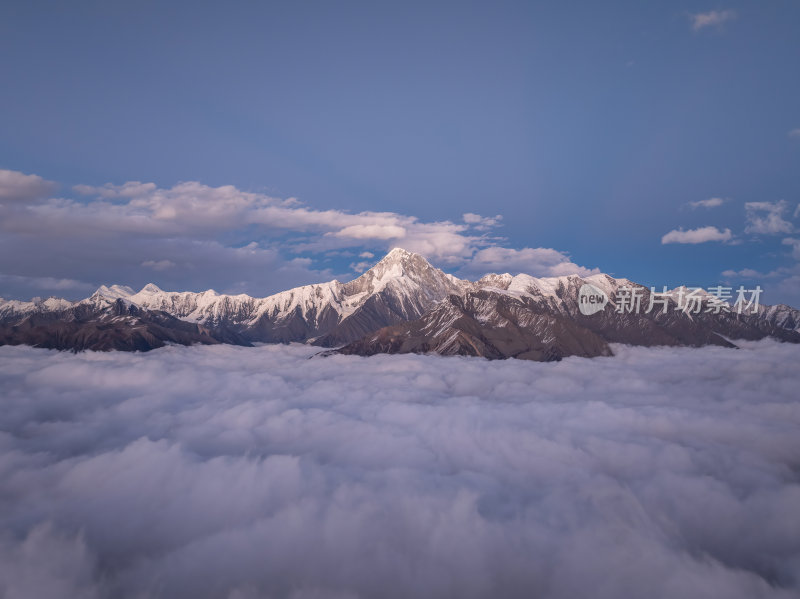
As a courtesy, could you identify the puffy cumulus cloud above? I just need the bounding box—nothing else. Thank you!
[0,169,600,299]
[458,246,599,278]
[0,169,57,203]
[690,10,737,31]
[0,342,799,598]
[661,226,733,244]
[745,201,794,235]
[688,197,727,209]
[45,181,478,262]
[394,221,478,265]
[17,181,277,236]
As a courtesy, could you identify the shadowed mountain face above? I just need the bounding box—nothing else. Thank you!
[0,299,230,352]
[1,248,799,355]
[336,274,800,361]
[338,290,615,362]
[0,249,463,351]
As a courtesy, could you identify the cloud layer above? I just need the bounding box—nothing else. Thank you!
[0,170,594,300]
[0,169,56,202]
[0,342,799,598]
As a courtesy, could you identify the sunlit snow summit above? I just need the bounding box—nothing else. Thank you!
[1,248,798,359]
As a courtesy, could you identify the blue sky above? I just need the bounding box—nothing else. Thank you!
[1,1,799,305]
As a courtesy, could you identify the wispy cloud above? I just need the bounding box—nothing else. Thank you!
[745,200,794,235]
[688,197,727,209]
[690,9,737,31]
[721,267,771,279]
[788,128,800,139]
[783,237,800,261]
[662,226,733,244]
[463,212,503,231]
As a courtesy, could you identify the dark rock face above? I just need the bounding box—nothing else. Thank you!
[336,282,800,362]
[2,249,799,355]
[338,290,614,361]
[310,250,464,346]
[0,300,238,352]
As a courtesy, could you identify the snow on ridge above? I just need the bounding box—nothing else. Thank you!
[9,247,757,329]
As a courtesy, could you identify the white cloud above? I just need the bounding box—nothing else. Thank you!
[745,201,794,235]
[73,181,157,198]
[0,234,341,300]
[721,268,765,279]
[332,224,407,240]
[3,174,484,263]
[788,129,800,139]
[783,238,800,261]
[0,170,601,298]
[463,213,503,231]
[358,251,375,259]
[661,226,733,244]
[0,169,57,202]
[458,246,599,278]
[688,197,727,209]
[690,10,737,31]
[0,341,799,598]
[349,261,372,273]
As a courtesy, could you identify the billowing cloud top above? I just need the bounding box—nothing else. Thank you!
[0,169,56,202]
[0,341,798,598]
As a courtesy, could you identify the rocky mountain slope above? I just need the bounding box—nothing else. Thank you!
[2,248,799,356]
[338,276,800,362]
[0,249,464,351]
[0,297,225,352]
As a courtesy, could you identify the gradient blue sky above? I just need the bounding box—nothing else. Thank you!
[1,1,799,305]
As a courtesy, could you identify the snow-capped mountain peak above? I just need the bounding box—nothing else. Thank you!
[343,247,463,299]
[92,284,135,300]
[138,283,165,295]
[3,248,799,354]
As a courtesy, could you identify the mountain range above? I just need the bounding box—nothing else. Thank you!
[2,248,799,360]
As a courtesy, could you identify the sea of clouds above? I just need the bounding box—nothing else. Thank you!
[0,341,799,599]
